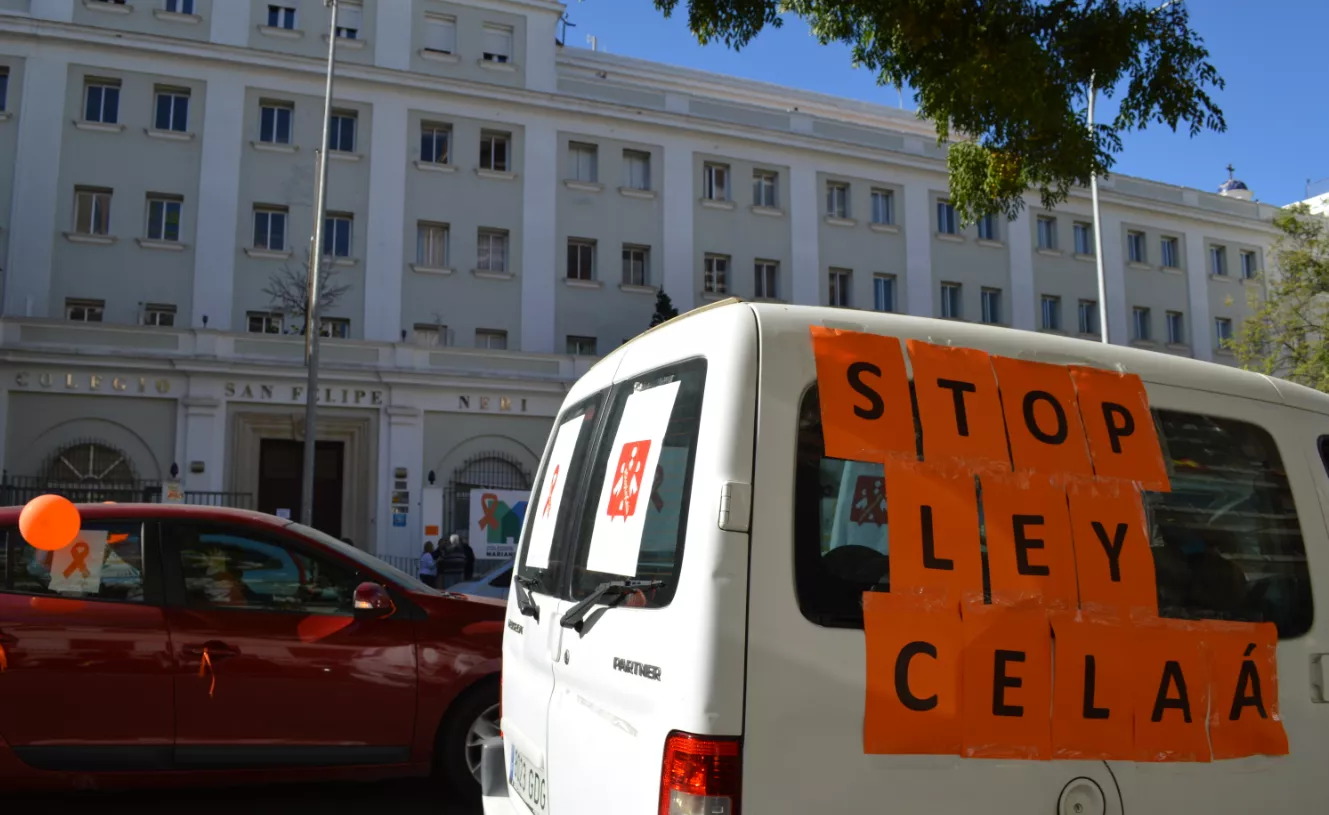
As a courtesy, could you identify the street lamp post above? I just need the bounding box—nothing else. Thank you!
[1087,72,1109,345]
[301,0,339,528]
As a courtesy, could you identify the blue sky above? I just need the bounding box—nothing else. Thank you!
[561,0,1327,206]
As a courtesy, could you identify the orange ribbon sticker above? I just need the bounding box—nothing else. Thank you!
[1050,612,1135,761]
[1066,478,1158,618]
[198,649,216,699]
[1131,619,1211,762]
[884,458,984,604]
[478,494,500,531]
[62,540,91,579]
[863,591,963,755]
[1069,366,1171,492]
[906,340,1010,470]
[1204,621,1289,760]
[960,603,1053,759]
[980,471,1079,610]
[990,356,1094,478]
[809,327,916,461]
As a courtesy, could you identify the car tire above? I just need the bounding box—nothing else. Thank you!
[435,676,500,796]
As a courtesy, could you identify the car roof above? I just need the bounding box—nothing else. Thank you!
[0,502,292,528]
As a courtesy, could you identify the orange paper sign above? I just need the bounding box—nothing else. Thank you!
[1204,621,1289,759]
[991,356,1094,478]
[863,592,963,755]
[960,603,1052,759]
[810,327,917,461]
[885,458,984,604]
[1131,619,1211,762]
[906,340,1010,470]
[980,472,1079,610]
[1067,478,1158,618]
[1050,613,1134,760]
[1069,366,1171,492]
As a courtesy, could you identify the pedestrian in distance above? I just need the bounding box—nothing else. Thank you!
[459,533,476,580]
[419,540,438,588]
[439,534,467,588]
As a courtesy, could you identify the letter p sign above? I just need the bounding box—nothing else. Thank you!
[1069,367,1171,492]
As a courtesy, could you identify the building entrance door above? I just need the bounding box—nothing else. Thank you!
[258,439,344,538]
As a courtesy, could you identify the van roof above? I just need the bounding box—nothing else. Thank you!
[599,300,1329,415]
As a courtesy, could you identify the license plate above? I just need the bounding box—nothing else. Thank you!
[510,746,548,815]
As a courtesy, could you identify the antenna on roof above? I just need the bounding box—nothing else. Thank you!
[587,34,599,51]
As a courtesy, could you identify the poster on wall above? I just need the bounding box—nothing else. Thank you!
[525,414,586,569]
[469,488,530,559]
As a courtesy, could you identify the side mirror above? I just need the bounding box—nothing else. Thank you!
[353,581,395,618]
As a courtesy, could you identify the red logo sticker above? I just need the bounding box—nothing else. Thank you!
[541,465,560,518]
[850,474,888,526]
[607,440,652,520]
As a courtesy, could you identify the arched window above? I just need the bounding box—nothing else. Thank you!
[42,441,138,485]
[446,453,532,543]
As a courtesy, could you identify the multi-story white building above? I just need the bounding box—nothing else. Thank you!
[0,0,1282,561]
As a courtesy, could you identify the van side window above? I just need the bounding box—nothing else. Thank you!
[565,358,707,609]
[2,521,150,604]
[794,386,1314,638]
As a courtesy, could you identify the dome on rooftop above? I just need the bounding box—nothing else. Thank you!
[1219,178,1248,193]
[1218,165,1252,200]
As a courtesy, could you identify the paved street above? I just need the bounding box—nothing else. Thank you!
[8,778,482,815]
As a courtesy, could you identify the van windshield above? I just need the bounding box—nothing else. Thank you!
[793,384,1314,638]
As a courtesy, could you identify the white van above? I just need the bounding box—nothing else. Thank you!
[480,299,1326,815]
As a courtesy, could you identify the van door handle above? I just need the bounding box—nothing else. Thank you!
[182,641,240,661]
[1311,654,1329,703]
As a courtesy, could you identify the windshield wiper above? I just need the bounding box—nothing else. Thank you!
[559,579,664,631]
[512,574,541,621]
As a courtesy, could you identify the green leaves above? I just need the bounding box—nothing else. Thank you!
[652,0,1225,225]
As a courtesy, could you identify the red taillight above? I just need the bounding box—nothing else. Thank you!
[658,731,742,815]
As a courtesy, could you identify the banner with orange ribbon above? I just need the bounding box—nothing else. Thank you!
[47,529,109,594]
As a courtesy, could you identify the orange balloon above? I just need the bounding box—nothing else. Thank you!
[19,494,82,552]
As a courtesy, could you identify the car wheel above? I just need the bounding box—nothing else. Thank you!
[436,678,500,795]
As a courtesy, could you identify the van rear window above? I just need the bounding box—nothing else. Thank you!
[794,385,1314,638]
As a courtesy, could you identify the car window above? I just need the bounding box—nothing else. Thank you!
[2,521,148,604]
[794,384,1314,638]
[489,564,513,588]
[286,521,435,594]
[170,523,360,616]
[565,358,707,608]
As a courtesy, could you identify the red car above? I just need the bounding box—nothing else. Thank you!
[0,503,503,794]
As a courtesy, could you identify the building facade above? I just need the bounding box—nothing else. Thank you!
[0,0,1283,561]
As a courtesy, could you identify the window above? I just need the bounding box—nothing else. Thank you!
[335,1,362,39]
[977,214,998,242]
[74,187,112,235]
[1073,221,1094,255]
[247,311,283,334]
[624,150,651,190]
[252,207,288,251]
[567,335,597,356]
[145,194,182,242]
[828,268,851,307]
[826,182,849,219]
[1078,300,1098,336]
[420,122,451,164]
[939,282,961,318]
[1211,245,1228,276]
[1161,237,1179,269]
[1166,310,1186,344]
[416,222,449,268]
[476,329,508,350]
[0,67,8,112]
[936,200,958,235]
[322,213,352,258]
[259,101,293,144]
[320,317,350,339]
[482,24,513,62]
[153,86,189,132]
[1041,295,1061,331]
[873,274,895,312]
[267,5,296,30]
[622,245,650,286]
[480,131,510,172]
[1240,251,1257,279]
[3,521,146,603]
[164,0,195,13]
[703,163,729,201]
[424,14,457,53]
[568,142,598,183]
[753,170,778,208]
[83,79,121,124]
[142,303,176,327]
[172,524,359,615]
[1133,306,1152,341]
[792,392,1314,639]
[703,254,729,294]
[1128,230,1147,264]
[567,239,596,281]
[66,298,105,322]
[870,189,894,226]
[328,110,356,153]
[1037,216,1057,250]
[1215,317,1234,345]
[754,260,778,299]
[981,288,1002,324]
[413,324,443,347]
[477,229,509,272]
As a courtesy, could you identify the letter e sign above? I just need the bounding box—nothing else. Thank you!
[1069,366,1171,492]
[810,327,916,461]
[960,603,1053,759]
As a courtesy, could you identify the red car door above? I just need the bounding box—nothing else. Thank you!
[159,519,419,770]
[0,518,174,772]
